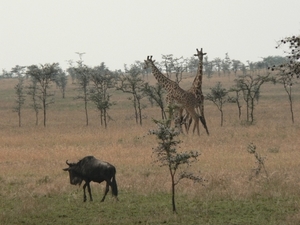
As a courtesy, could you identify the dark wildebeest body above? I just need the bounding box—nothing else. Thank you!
[63,156,118,202]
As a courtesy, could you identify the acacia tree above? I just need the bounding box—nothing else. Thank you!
[117,64,146,125]
[231,59,242,76]
[161,54,174,78]
[26,63,59,127]
[54,68,68,98]
[1,69,13,78]
[213,57,222,76]
[246,61,256,74]
[161,54,186,83]
[149,116,202,213]
[269,35,300,123]
[72,59,91,126]
[221,53,231,76]
[206,82,230,126]
[203,56,214,78]
[234,74,271,124]
[143,83,166,119]
[27,78,41,125]
[12,65,26,127]
[229,86,242,119]
[89,63,116,128]
[172,57,187,83]
[187,56,198,73]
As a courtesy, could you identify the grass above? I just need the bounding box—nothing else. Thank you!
[1,189,299,224]
[0,72,300,224]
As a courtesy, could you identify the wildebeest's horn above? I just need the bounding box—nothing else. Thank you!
[66,160,71,166]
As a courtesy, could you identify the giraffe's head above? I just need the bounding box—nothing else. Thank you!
[194,48,207,60]
[143,56,155,70]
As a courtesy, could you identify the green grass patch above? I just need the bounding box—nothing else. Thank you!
[1,191,299,224]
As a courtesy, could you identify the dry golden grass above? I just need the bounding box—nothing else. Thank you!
[0,73,299,204]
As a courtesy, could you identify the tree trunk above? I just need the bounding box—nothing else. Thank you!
[288,87,294,124]
[138,99,142,126]
[250,98,254,124]
[170,170,177,213]
[18,109,21,127]
[35,110,39,126]
[220,109,223,127]
[85,101,88,126]
[104,109,107,128]
[43,99,46,127]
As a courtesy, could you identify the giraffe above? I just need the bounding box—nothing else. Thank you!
[144,56,202,135]
[181,48,209,135]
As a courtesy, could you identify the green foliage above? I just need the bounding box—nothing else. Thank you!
[89,62,116,128]
[26,63,60,127]
[149,117,201,212]
[233,74,271,124]
[12,66,26,127]
[161,54,187,83]
[221,53,232,75]
[27,78,41,125]
[273,35,300,77]
[116,64,146,125]
[143,83,166,119]
[54,69,68,98]
[71,60,91,126]
[206,82,229,126]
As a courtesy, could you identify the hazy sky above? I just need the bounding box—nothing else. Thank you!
[1,0,299,71]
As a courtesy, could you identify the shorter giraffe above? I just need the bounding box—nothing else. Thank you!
[144,56,202,135]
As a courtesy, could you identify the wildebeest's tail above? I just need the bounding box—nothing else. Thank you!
[111,174,118,198]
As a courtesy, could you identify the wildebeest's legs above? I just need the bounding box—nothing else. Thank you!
[100,182,110,202]
[87,183,93,201]
[83,182,93,202]
[83,182,87,202]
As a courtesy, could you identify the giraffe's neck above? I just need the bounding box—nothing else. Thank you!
[150,62,175,90]
[193,57,203,89]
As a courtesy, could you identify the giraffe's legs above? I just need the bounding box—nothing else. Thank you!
[180,109,192,134]
[185,107,200,136]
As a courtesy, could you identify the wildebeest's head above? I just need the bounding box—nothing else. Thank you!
[63,160,83,186]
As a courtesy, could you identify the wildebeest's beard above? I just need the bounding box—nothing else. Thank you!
[69,170,83,186]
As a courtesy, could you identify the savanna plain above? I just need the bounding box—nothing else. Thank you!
[0,72,300,225]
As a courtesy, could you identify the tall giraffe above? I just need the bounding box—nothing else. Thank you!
[144,56,202,135]
[182,48,209,135]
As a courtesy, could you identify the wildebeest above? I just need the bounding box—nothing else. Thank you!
[63,156,118,202]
